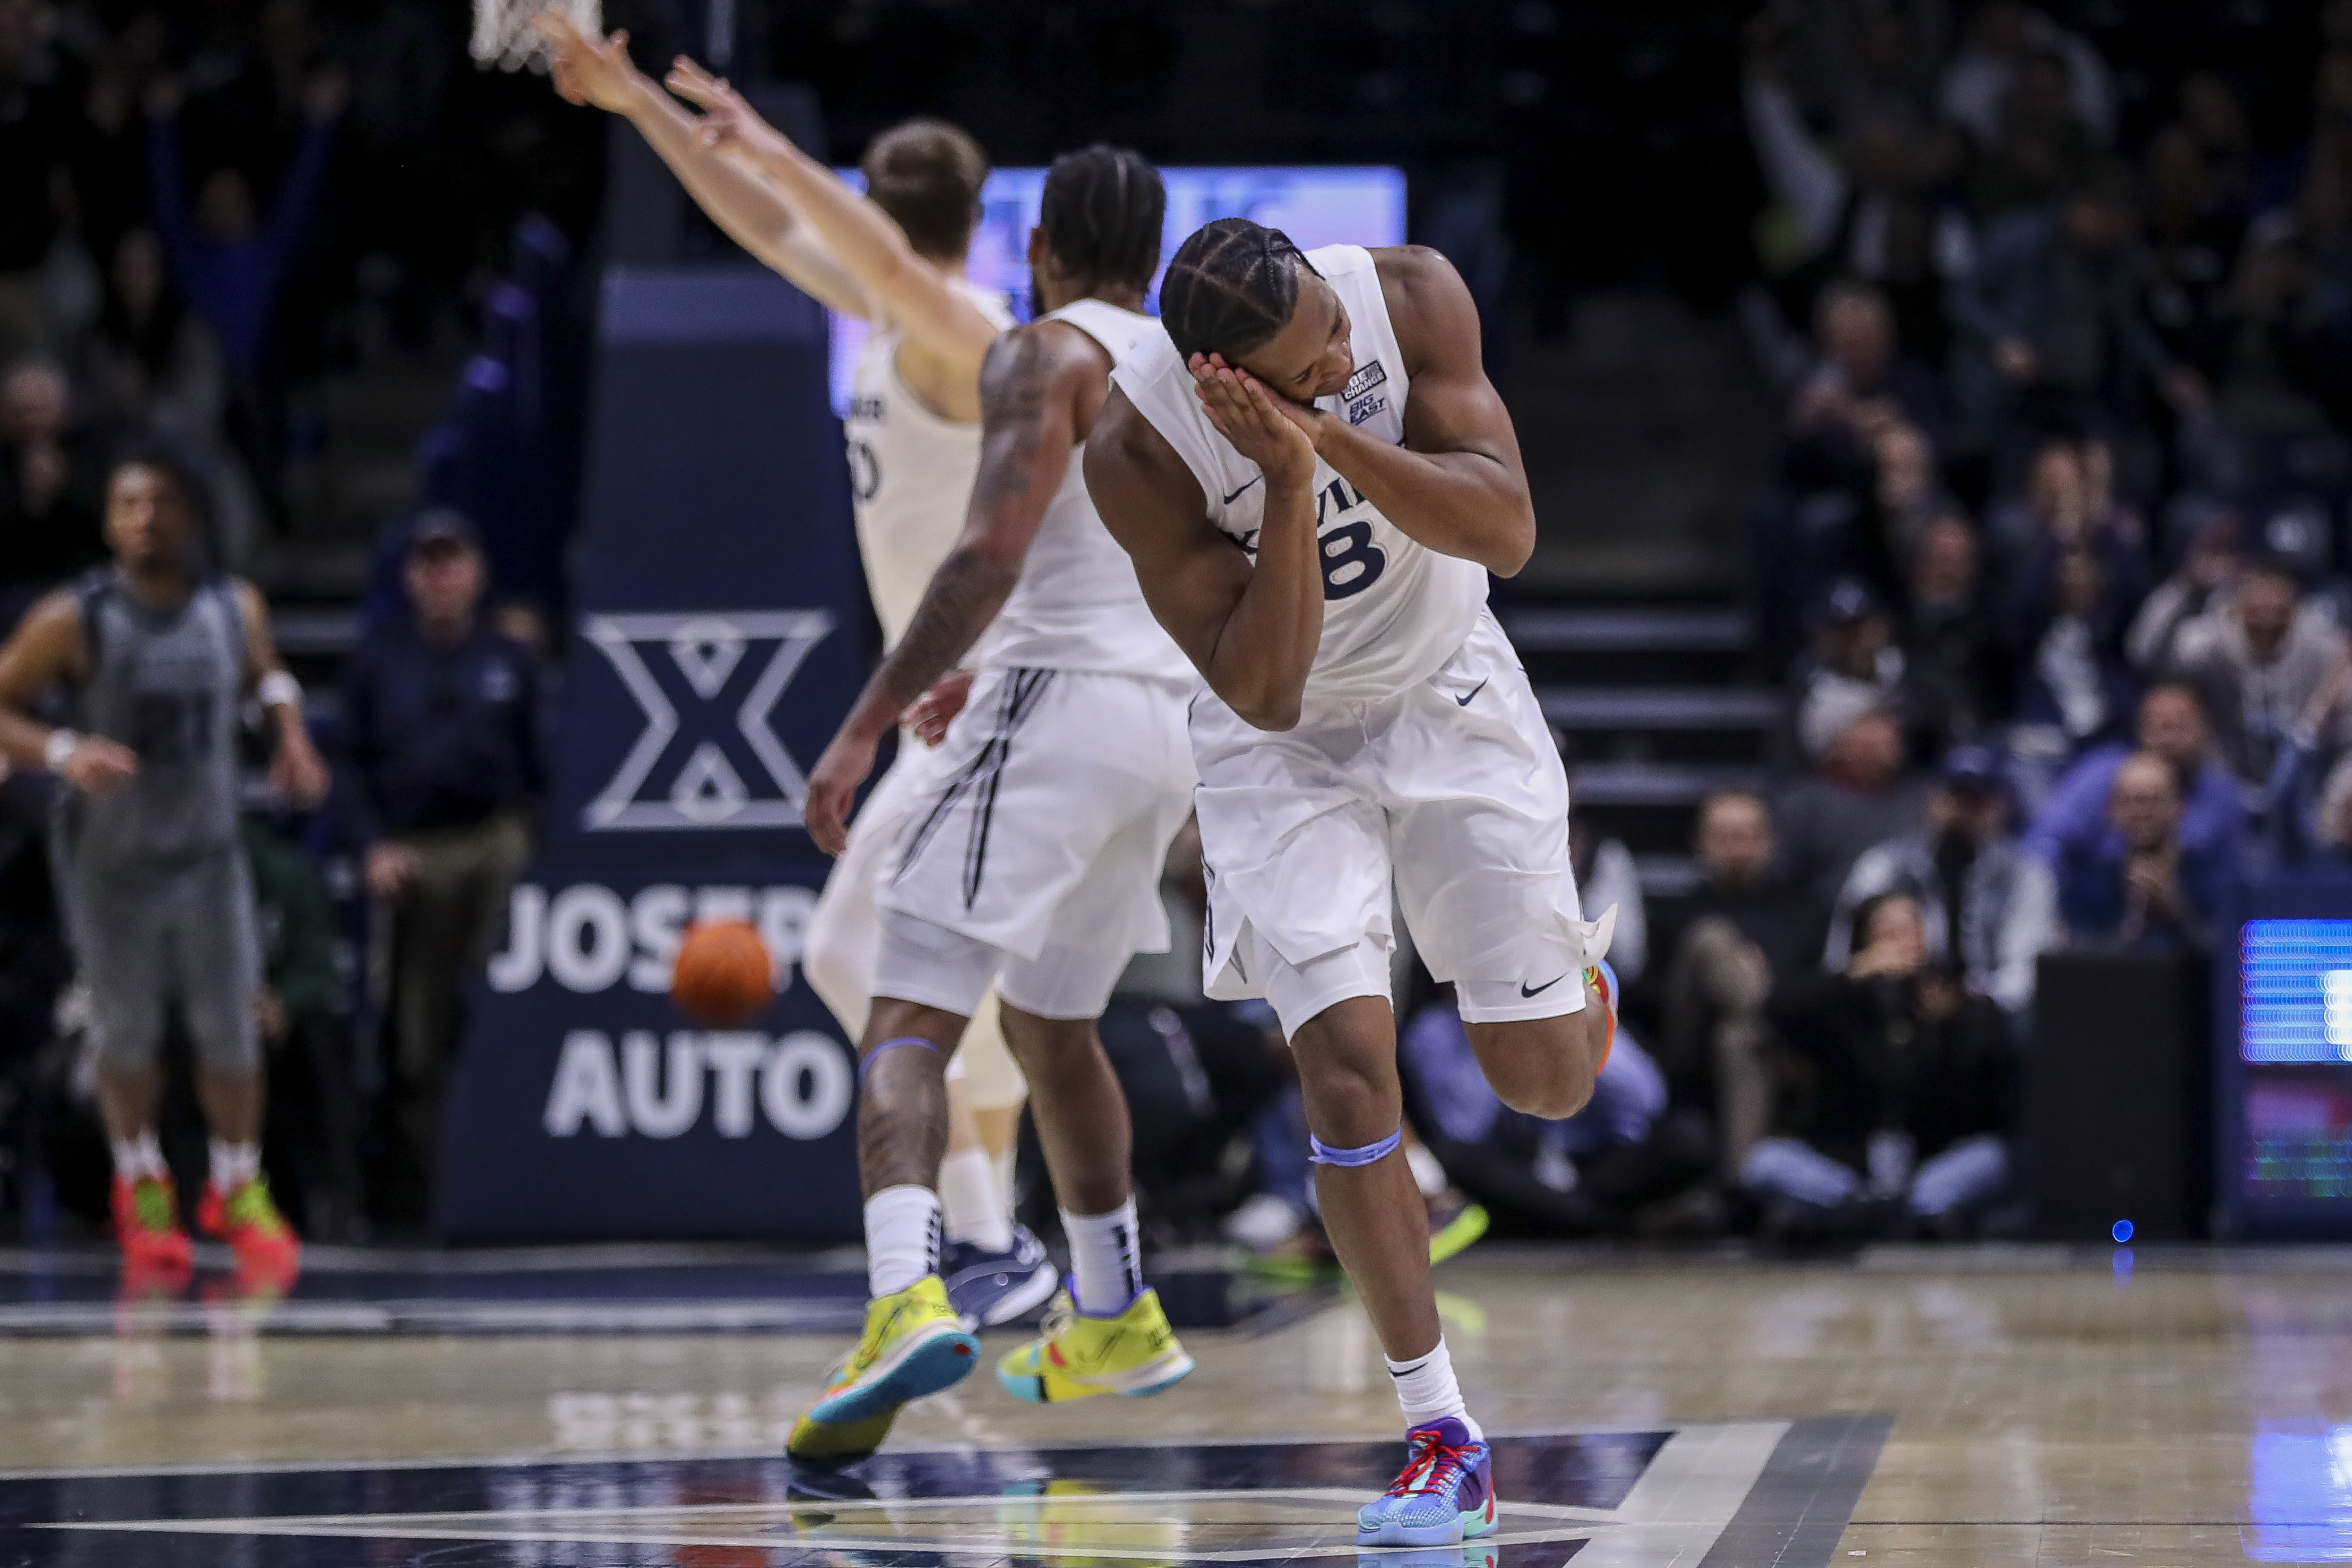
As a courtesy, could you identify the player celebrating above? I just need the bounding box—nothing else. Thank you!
[0,451,329,1289]
[784,145,1199,1461]
[534,13,1052,1328]
[1084,221,1617,1547]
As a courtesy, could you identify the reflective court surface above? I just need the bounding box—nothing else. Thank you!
[0,1246,2348,1566]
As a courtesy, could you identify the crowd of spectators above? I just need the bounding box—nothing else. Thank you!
[0,0,592,1242]
[1635,0,2352,1240]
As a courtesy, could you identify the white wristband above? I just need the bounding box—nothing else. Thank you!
[43,729,80,773]
[257,669,303,710]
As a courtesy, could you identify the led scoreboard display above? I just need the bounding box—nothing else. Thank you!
[2222,905,2352,1235]
[824,166,1409,416]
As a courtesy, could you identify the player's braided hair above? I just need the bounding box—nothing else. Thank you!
[1037,145,1165,294]
[1159,217,1316,364]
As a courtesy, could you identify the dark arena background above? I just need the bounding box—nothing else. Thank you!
[0,1,2349,1564]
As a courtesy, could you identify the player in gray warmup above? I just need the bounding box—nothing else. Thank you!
[0,450,328,1286]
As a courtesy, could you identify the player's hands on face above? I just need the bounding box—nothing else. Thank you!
[903,669,973,747]
[665,58,780,162]
[59,735,137,795]
[271,730,330,809]
[365,841,420,902]
[532,12,638,111]
[1189,353,1319,487]
[804,726,880,858]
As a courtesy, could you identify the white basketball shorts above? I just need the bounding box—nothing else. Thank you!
[875,665,1197,1022]
[804,734,1022,1105]
[1191,609,1613,1038]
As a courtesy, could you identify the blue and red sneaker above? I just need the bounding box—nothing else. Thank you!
[1355,1418,1498,1547]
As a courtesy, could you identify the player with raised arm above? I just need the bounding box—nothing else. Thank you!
[0,451,330,1291]
[1084,221,1619,1547]
[779,146,1199,1462]
[533,12,1053,1328]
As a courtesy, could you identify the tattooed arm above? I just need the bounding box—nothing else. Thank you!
[802,321,1112,854]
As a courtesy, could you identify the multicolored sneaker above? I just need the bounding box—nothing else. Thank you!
[112,1173,194,1278]
[1584,958,1619,1074]
[1355,1418,1498,1547]
[786,1275,978,1462]
[196,1175,301,1291]
[1427,1192,1491,1267]
[996,1288,1194,1403]
[942,1224,1060,1329]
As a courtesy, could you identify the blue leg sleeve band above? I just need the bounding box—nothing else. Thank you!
[1309,1125,1403,1168]
[860,1036,941,1082]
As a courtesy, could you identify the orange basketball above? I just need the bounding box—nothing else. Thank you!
[669,920,775,1026]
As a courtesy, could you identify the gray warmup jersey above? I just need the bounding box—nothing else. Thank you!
[57,571,246,873]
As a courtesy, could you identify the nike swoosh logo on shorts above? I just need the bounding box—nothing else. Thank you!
[1222,475,1264,505]
[1520,975,1565,998]
[1456,680,1489,707]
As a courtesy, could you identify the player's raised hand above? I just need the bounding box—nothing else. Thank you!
[803,726,880,857]
[1189,353,1318,486]
[532,11,638,112]
[665,58,784,163]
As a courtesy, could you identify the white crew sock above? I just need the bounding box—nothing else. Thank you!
[1386,1337,1482,1438]
[208,1140,261,1194]
[110,1131,166,1181]
[938,1148,1015,1252]
[1060,1198,1143,1316]
[864,1185,942,1298]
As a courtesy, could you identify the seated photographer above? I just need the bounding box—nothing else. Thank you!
[1745,892,2017,1238]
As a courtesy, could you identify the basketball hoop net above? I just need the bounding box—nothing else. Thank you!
[470,0,601,73]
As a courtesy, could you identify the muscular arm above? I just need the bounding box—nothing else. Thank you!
[618,76,869,315]
[1086,386,1324,731]
[0,593,87,772]
[802,324,1103,850]
[1309,247,1535,576]
[235,579,330,804]
[532,14,868,316]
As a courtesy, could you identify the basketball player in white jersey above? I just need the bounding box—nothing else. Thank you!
[1085,220,1619,1546]
[779,146,1198,1462]
[533,14,1050,1326]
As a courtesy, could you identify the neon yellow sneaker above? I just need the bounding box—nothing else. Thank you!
[786,1274,978,1461]
[997,1289,1194,1403]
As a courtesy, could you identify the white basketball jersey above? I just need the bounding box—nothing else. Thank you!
[979,299,1194,684]
[1114,244,1490,706]
[843,278,1017,649]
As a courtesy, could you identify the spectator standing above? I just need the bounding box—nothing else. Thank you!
[340,512,540,1222]
[2126,511,2242,676]
[73,229,262,571]
[144,67,343,516]
[0,1,73,359]
[243,811,361,1240]
[2054,751,2232,952]
[1749,891,2017,1237]
[2008,541,2139,753]
[2170,558,2343,791]
[0,360,110,623]
[1950,174,2199,484]
[1824,745,2060,1018]
[1900,514,2010,748]
[1652,791,1823,1180]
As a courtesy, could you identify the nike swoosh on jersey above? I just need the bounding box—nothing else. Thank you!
[1222,475,1264,505]
[1455,679,1489,707]
[1519,975,1566,998]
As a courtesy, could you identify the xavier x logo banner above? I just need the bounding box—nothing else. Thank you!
[580,610,838,832]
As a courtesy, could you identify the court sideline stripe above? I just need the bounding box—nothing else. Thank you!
[1692,1413,1893,1568]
